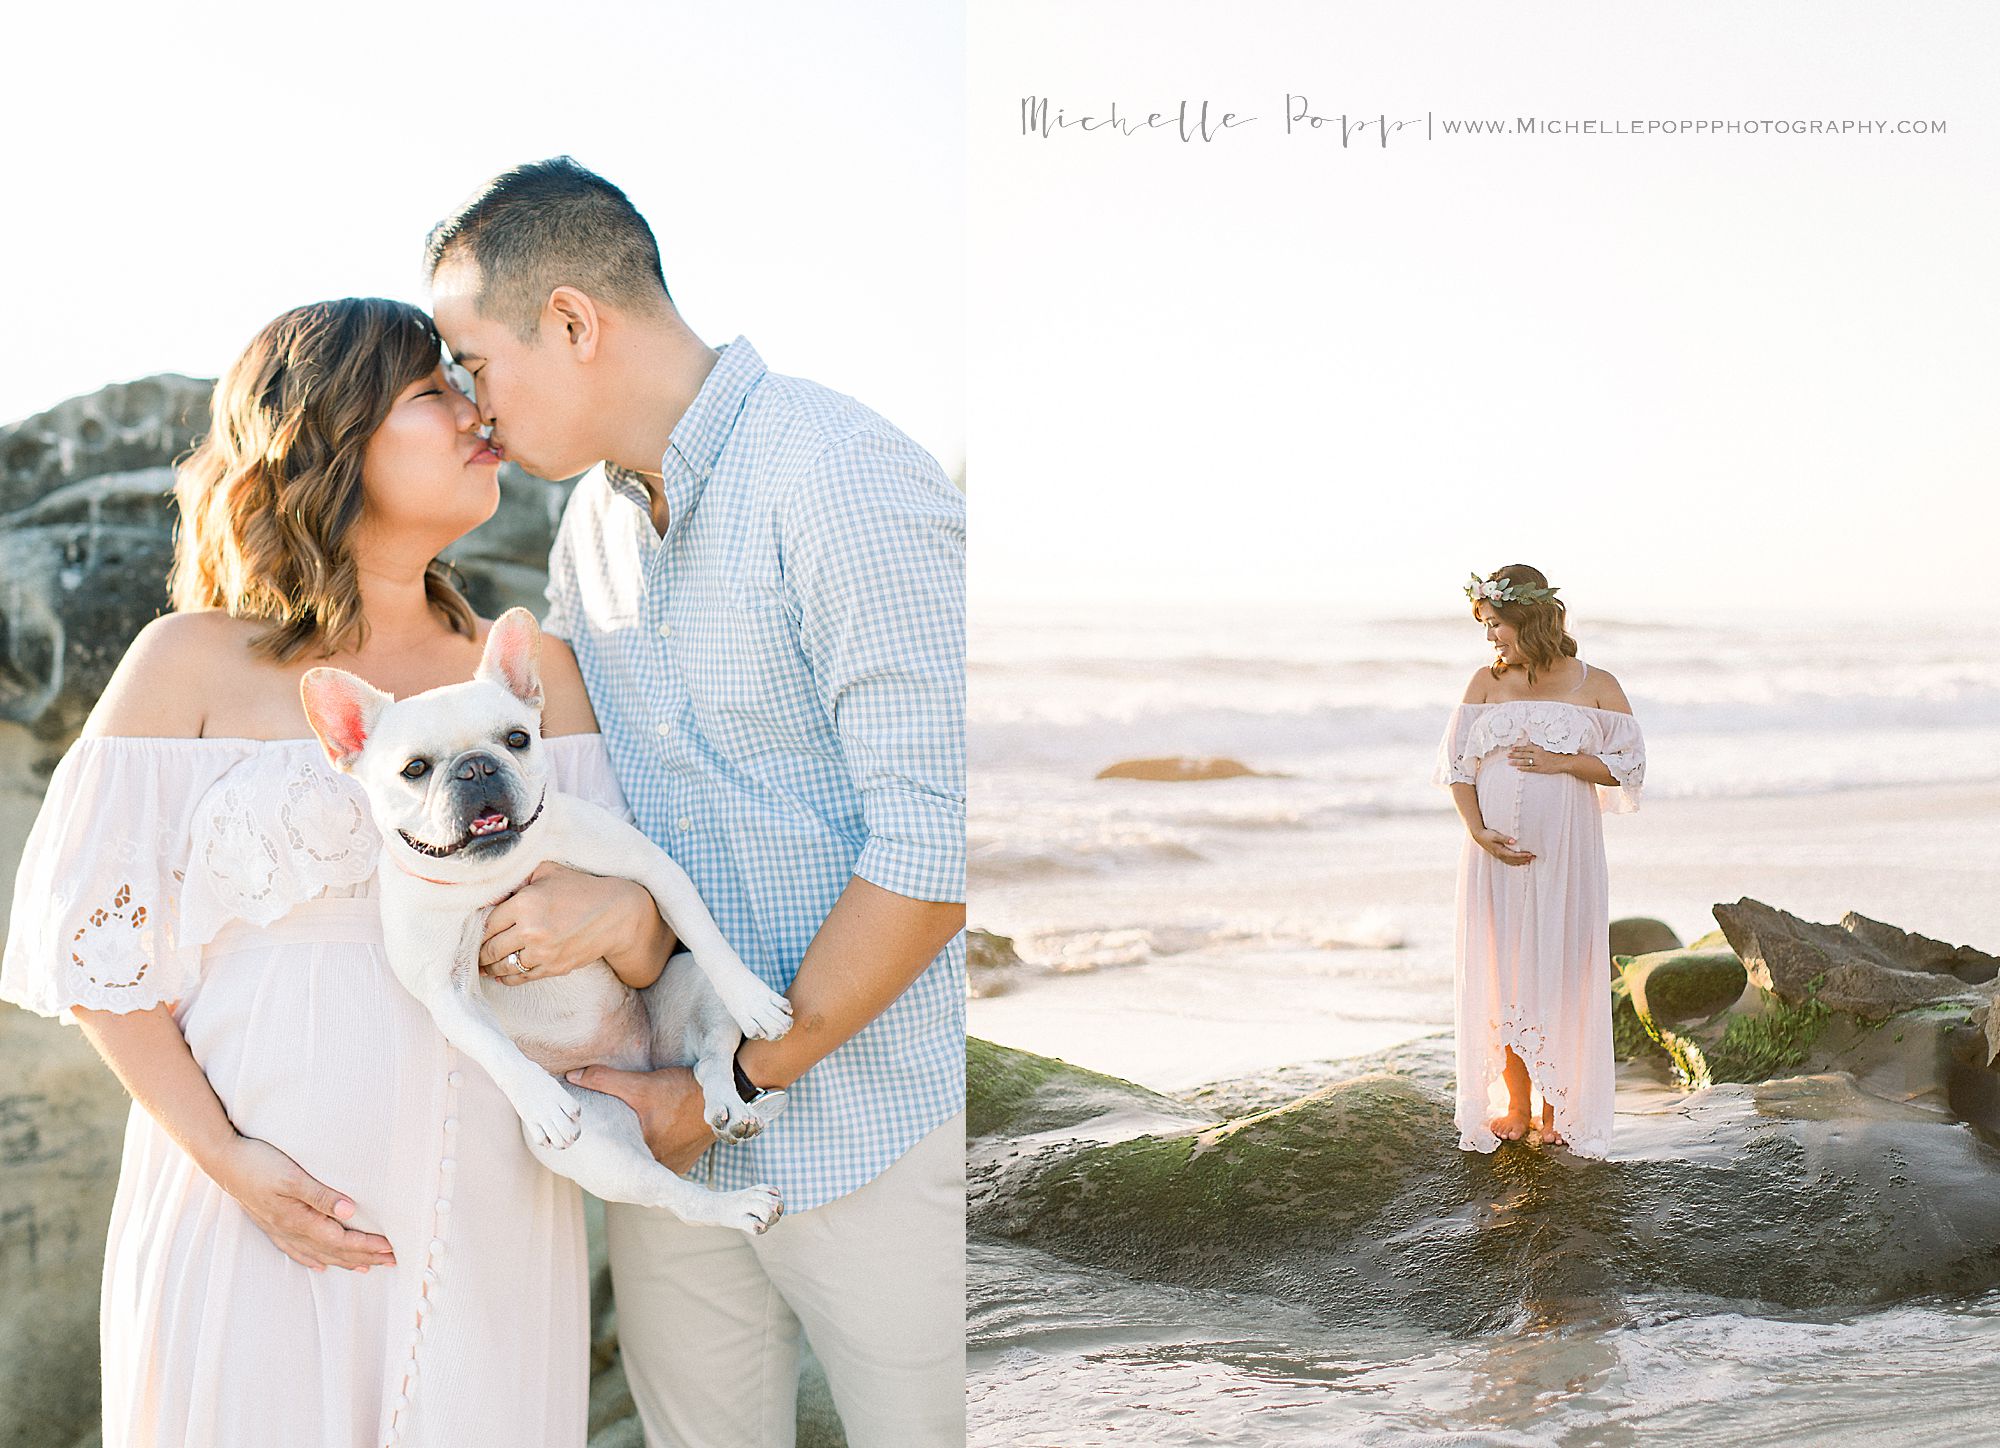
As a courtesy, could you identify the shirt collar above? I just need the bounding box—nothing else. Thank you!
[605,336,766,531]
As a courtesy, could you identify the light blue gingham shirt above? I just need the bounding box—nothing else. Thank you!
[543,337,965,1212]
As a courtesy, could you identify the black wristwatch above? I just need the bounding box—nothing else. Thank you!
[732,1046,776,1104]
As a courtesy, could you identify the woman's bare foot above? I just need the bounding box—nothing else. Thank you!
[1489,1109,1531,1141]
[1539,1105,1566,1147]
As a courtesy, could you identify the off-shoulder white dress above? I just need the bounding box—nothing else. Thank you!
[0,734,629,1448]
[1433,676,1646,1159]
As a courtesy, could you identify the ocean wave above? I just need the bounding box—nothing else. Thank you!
[993,915,1410,974]
[974,689,2000,777]
[969,830,1207,884]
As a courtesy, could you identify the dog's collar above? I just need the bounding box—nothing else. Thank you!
[393,789,547,869]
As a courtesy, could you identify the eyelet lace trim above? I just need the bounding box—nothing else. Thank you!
[69,883,152,990]
[1438,700,1646,803]
[1457,1012,1610,1159]
[182,751,381,940]
[51,750,383,1014]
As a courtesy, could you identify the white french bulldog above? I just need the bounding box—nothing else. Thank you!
[301,607,792,1234]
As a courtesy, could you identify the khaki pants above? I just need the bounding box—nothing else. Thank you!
[604,1112,966,1448]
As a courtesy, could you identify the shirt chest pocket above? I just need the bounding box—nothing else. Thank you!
[691,590,831,743]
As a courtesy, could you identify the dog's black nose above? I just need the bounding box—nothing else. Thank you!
[455,752,502,782]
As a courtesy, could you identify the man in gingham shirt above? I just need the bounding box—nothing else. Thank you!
[428,159,965,1446]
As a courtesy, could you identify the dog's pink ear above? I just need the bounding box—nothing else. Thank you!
[476,607,545,710]
[300,668,394,772]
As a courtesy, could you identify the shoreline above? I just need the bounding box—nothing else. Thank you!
[969,780,2000,1092]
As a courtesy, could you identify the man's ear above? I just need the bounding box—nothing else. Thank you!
[476,607,545,710]
[300,669,395,771]
[547,286,601,362]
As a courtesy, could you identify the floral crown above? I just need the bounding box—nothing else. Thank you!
[1465,573,1560,606]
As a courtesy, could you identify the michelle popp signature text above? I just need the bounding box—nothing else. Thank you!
[1018,97,1429,146]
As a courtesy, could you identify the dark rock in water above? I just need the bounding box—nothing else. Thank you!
[1095,757,1263,782]
[1608,917,1681,959]
[968,1035,2000,1333]
[967,1035,1191,1142]
[1606,930,1976,1099]
[1715,898,1999,1020]
[968,929,1025,999]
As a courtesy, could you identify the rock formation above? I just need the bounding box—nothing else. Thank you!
[1095,757,1265,782]
[970,900,2000,1336]
[969,1033,2000,1334]
[1607,915,1680,959]
[0,375,578,756]
[968,928,1025,998]
[1714,897,2000,1019]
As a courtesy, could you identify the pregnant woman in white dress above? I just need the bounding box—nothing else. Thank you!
[0,299,676,1446]
[1433,566,1645,1159]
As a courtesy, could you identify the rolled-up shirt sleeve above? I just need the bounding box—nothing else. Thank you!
[781,427,966,903]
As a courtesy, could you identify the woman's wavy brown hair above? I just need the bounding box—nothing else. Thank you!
[170,298,476,662]
[1475,564,1578,683]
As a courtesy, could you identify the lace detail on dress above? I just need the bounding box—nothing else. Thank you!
[69,882,153,991]
[2,734,627,1021]
[183,750,381,938]
[1435,699,1646,816]
[1458,1010,1611,1160]
[1456,700,1590,762]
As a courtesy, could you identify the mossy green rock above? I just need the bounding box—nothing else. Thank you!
[967,1035,1197,1141]
[1625,948,1749,1026]
[969,1035,2000,1331]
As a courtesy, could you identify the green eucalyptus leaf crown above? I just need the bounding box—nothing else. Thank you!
[1465,572,1560,607]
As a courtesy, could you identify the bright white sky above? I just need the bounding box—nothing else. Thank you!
[0,0,962,477]
[970,1,2000,619]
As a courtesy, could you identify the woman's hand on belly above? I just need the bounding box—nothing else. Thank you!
[1472,826,1535,866]
[213,1136,399,1273]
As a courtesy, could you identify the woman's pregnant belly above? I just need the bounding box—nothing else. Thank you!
[1477,755,1589,853]
[177,933,465,1242]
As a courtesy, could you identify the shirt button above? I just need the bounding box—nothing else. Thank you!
[656,722,672,737]
[657,622,673,639]
[676,817,693,833]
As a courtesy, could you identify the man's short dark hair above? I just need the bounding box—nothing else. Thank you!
[425,157,671,339]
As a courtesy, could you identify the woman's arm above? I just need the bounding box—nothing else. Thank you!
[75,1006,395,1272]
[73,616,393,1270]
[1555,753,1620,787]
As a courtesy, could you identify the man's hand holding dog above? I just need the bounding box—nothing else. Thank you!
[561,1064,715,1174]
[479,862,676,989]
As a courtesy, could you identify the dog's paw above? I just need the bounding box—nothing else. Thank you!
[705,1095,762,1143]
[725,981,795,1042]
[705,1086,787,1143]
[515,1074,584,1150]
[718,1184,784,1236]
